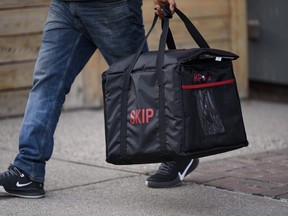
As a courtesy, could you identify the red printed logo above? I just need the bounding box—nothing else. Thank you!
[130,108,154,125]
[193,73,211,83]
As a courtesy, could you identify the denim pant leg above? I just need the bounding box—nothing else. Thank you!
[76,0,148,65]
[14,1,96,183]
[14,0,147,183]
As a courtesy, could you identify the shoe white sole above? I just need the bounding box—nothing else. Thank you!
[0,186,45,199]
[145,177,182,188]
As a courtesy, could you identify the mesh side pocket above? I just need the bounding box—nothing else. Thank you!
[195,89,225,136]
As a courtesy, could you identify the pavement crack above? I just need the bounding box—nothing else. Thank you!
[48,175,139,192]
[51,156,144,175]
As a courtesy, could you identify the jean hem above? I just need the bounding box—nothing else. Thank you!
[14,160,45,183]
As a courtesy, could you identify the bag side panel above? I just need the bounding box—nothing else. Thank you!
[103,72,123,163]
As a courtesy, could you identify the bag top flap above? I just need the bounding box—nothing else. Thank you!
[105,48,239,75]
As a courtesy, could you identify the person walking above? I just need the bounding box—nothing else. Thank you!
[0,0,198,198]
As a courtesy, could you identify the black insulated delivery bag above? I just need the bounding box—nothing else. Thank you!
[102,7,248,165]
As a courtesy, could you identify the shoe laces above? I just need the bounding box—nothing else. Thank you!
[157,161,178,175]
[2,164,23,178]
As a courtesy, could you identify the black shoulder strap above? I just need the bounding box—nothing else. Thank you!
[174,7,210,48]
[119,7,210,161]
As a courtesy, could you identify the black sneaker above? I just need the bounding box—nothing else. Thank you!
[146,158,199,188]
[0,164,45,198]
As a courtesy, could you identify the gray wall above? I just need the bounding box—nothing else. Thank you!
[248,0,288,85]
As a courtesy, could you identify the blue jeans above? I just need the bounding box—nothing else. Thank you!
[14,0,147,183]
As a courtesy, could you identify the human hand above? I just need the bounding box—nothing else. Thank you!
[153,0,176,19]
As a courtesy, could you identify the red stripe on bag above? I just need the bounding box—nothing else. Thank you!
[182,79,235,90]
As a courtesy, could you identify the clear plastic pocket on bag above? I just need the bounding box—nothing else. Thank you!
[195,89,225,136]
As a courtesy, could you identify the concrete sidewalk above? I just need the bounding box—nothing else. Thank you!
[0,99,288,216]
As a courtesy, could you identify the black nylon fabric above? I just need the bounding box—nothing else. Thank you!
[102,8,248,165]
[102,48,248,165]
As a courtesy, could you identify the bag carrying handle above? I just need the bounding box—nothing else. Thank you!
[173,7,210,48]
[155,6,211,86]
[154,6,211,155]
[163,6,210,50]
[124,6,210,90]
[119,7,210,160]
